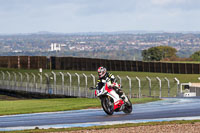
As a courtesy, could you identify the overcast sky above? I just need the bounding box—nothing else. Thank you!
[0,0,200,34]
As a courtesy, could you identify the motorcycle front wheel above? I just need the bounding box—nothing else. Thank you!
[101,96,114,115]
[123,97,132,114]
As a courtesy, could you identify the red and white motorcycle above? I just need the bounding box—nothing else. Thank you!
[91,81,132,115]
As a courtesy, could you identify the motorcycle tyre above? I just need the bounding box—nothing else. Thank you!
[123,97,132,114]
[101,96,114,115]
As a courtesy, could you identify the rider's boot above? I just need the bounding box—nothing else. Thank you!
[118,89,123,97]
[114,87,123,97]
[121,93,128,102]
[113,86,128,102]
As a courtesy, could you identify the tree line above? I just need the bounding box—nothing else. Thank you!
[142,46,200,61]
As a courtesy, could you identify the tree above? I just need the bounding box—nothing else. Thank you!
[190,51,200,61]
[141,50,149,61]
[142,46,177,61]
[156,46,177,59]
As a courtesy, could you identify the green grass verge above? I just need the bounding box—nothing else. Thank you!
[0,98,99,116]
[0,97,160,116]
[2,120,200,133]
[0,95,23,101]
[160,61,200,64]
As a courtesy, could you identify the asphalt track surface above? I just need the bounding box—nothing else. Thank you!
[1,98,200,131]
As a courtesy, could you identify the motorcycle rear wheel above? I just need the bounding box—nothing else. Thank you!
[101,96,114,115]
[123,97,132,114]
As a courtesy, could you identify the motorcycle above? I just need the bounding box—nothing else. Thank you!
[90,80,132,115]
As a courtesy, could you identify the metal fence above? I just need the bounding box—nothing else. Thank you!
[0,70,181,98]
[0,56,47,69]
[0,56,200,74]
[51,57,200,74]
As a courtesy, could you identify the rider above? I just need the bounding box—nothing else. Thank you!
[96,66,124,97]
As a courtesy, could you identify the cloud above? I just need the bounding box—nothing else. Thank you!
[151,0,200,11]
[75,0,138,16]
[0,0,200,33]
[151,0,186,5]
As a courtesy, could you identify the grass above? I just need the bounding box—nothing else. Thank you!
[0,98,99,116]
[160,61,200,64]
[0,97,160,116]
[0,95,23,101]
[2,119,200,133]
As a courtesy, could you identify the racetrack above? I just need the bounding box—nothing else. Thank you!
[1,98,200,131]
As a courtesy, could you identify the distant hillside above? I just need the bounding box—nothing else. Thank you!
[0,32,200,60]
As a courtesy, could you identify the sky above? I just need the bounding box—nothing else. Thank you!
[0,0,200,34]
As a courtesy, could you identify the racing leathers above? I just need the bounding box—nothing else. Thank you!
[96,72,123,97]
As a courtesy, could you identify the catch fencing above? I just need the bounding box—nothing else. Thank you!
[0,70,181,98]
